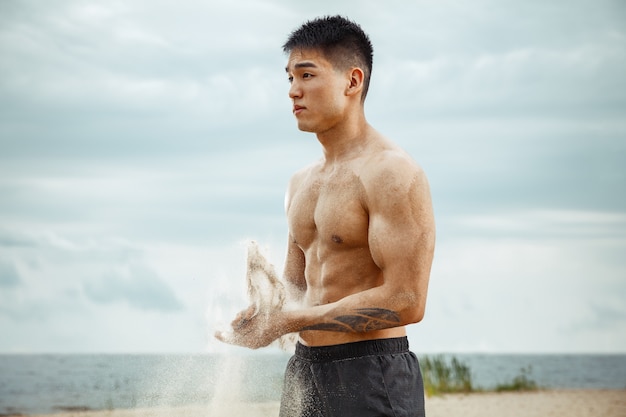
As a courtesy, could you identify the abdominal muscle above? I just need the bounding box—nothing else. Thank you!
[296,245,407,347]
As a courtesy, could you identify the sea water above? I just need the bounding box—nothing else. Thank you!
[0,353,289,415]
[1,353,625,415]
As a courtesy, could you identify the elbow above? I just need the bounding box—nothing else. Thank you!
[385,281,429,326]
[404,306,426,325]
[395,293,426,325]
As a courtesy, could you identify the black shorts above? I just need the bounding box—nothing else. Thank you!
[279,337,425,417]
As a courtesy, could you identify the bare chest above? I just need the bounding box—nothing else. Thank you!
[288,171,369,249]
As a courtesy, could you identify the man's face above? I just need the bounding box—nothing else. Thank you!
[286,49,349,133]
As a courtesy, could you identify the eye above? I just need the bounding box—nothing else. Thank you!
[287,76,294,83]
[302,73,312,79]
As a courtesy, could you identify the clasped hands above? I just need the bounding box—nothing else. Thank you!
[215,303,286,349]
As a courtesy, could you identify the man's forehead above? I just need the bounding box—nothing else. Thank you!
[285,49,330,72]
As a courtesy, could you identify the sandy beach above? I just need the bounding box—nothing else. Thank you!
[12,389,626,417]
[425,390,626,417]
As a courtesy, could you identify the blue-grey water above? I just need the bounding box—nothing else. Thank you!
[0,353,624,415]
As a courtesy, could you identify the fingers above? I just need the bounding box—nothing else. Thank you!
[214,329,251,347]
[214,329,266,350]
[215,304,274,349]
[230,305,258,329]
[214,330,235,344]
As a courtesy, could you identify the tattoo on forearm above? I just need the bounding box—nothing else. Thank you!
[303,308,401,333]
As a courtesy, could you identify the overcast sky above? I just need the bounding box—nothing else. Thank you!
[1,0,625,354]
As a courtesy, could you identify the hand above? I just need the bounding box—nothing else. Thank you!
[214,304,284,349]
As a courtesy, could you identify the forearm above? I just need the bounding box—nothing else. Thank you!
[281,284,423,335]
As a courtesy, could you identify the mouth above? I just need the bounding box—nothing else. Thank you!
[293,105,305,115]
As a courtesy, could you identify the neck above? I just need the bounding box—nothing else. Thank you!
[316,110,371,163]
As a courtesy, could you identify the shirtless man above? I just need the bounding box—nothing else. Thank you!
[216,16,435,417]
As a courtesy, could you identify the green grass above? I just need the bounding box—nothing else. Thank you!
[494,366,538,392]
[420,355,539,396]
[421,355,473,396]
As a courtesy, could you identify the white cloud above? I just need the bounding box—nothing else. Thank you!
[449,209,626,238]
[0,260,20,287]
[0,0,624,353]
[419,230,626,353]
[83,263,183,311]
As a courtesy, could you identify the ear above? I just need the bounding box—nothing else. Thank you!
[345,67,365,98]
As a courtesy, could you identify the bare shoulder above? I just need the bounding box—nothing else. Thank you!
[285,159,322,207]
[359,144,429,197]
[289,159,322,187]
[356,138,433,232]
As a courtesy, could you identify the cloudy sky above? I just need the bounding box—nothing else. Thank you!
[1,0,625,354]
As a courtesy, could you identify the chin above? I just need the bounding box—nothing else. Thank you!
[296,122,316,133]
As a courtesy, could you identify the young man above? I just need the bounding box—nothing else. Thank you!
[217,16,435,417]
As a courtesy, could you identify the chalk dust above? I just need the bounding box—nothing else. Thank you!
[205,355,246,415]
[217,241,297,352]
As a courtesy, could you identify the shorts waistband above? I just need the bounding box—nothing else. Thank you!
[295,337,409,362]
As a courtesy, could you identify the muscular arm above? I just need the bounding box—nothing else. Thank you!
[283,235,307,306]
[282,170,308,306]
[300,308,401,332]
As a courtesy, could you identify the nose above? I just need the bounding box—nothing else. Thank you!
[289,80,301,99]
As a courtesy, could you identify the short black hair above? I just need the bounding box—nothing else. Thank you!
[283,15,374,101]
